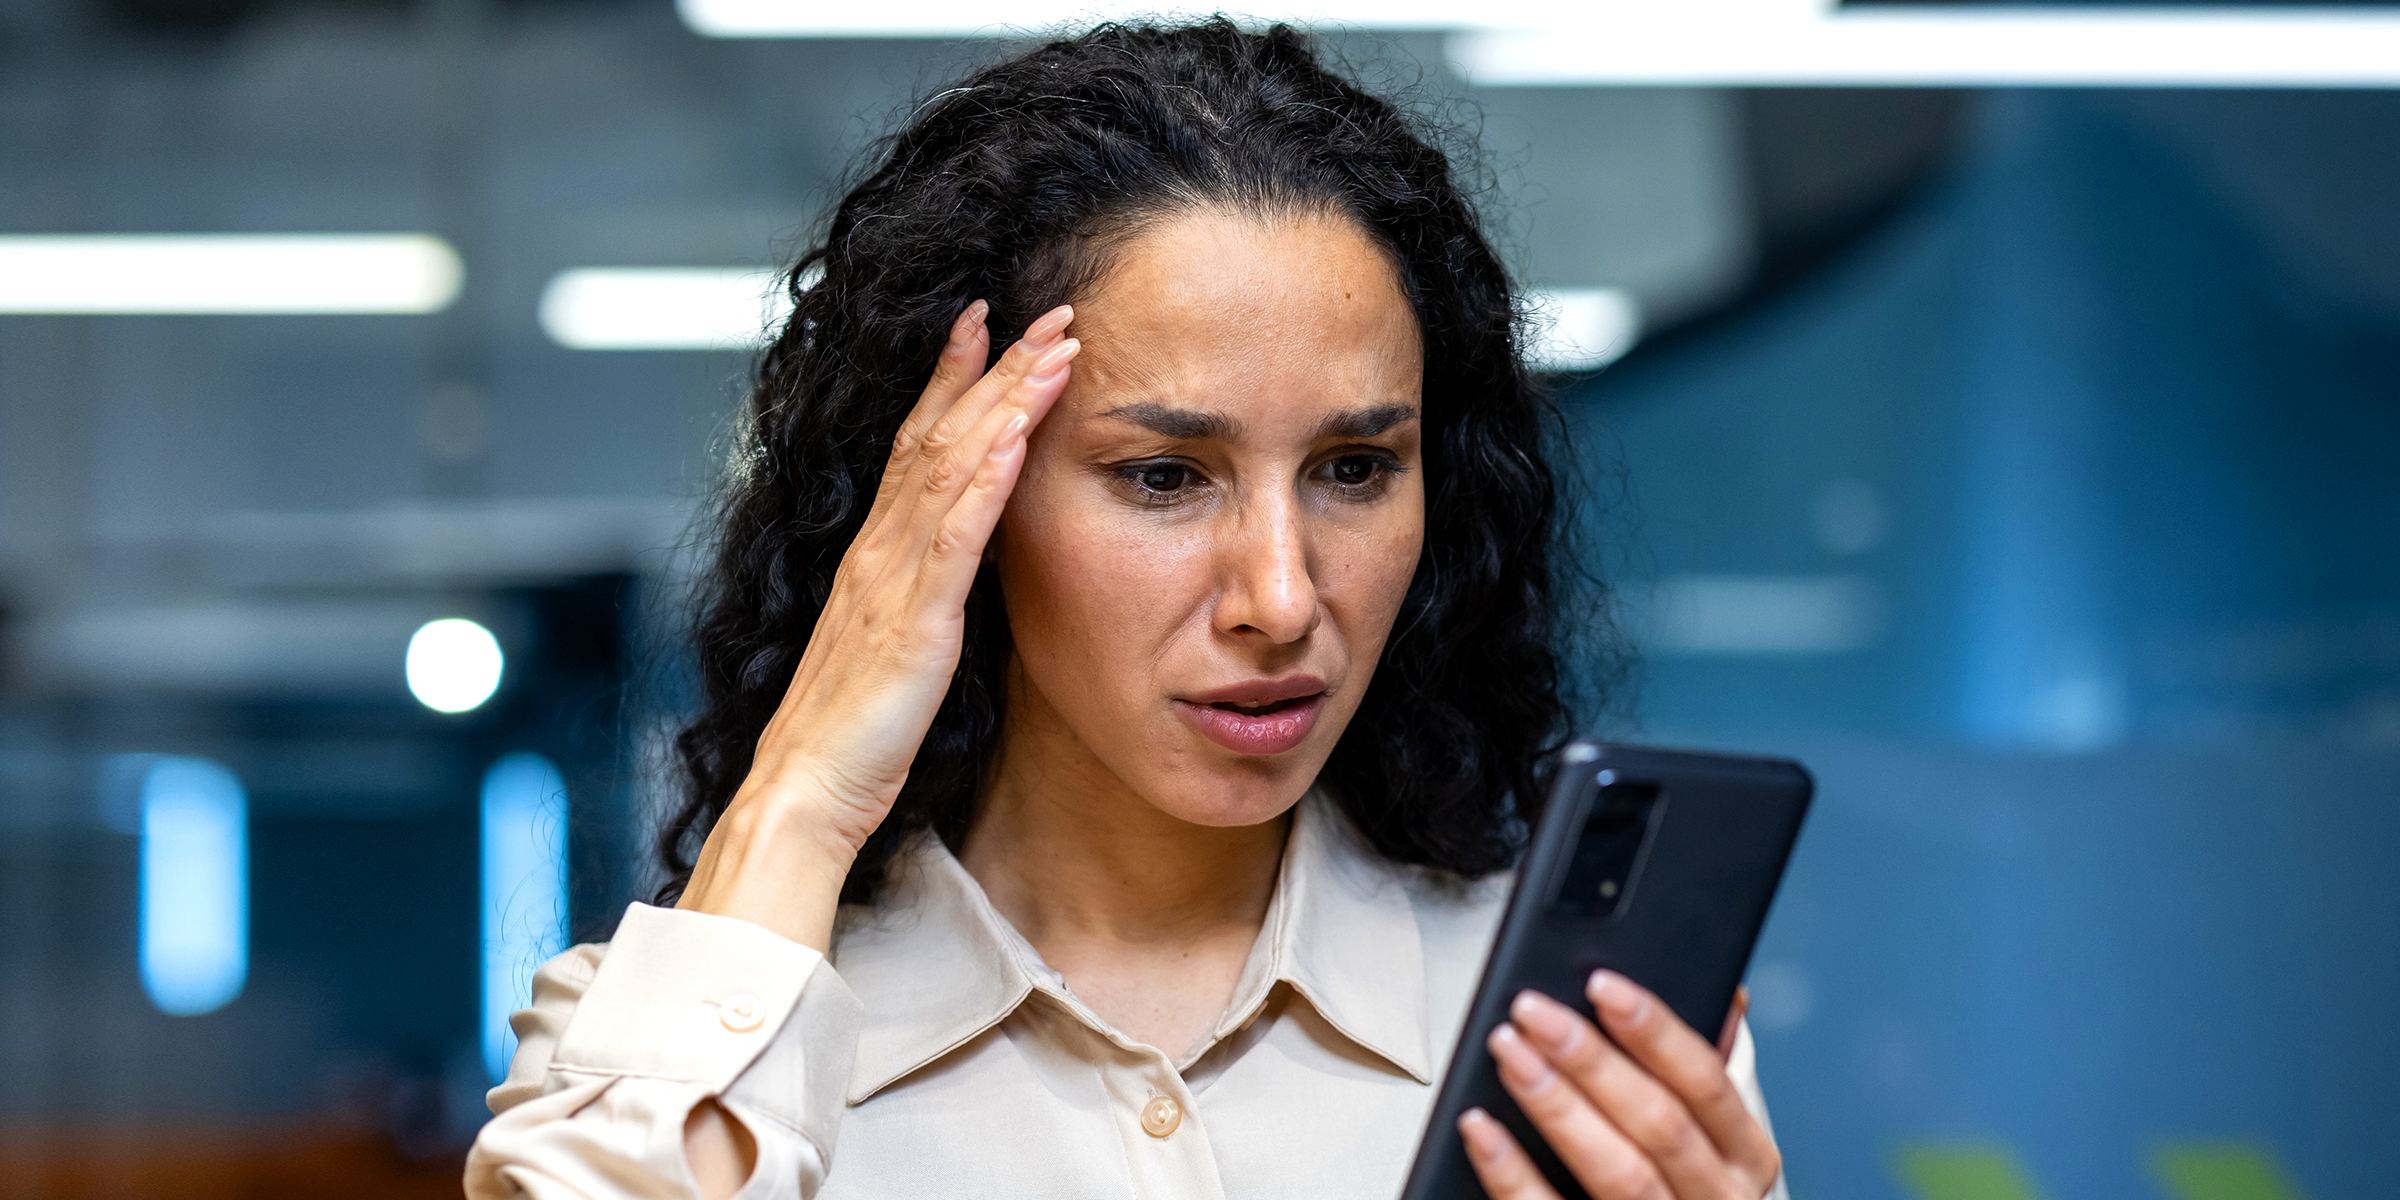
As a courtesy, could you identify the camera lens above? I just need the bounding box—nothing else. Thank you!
[1550,781,1661,920]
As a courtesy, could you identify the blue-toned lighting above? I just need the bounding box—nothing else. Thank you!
[139,757,249,1017]
[407,617,504,713]
[482,752,570,1083]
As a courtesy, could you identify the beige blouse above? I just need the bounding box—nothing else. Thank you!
[465,793,1786,1200]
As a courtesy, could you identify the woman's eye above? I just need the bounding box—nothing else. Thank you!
[1329,457,1382,487]
[1136,463,1189,492]
[1116,461,1198,502]
[1321,454,1398,497]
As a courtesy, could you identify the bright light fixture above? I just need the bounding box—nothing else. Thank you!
[679,0,1502,38]
[0,234,462,314]
[405,617,505,713]
[139,757,249,1017]
[1526,287,1640,372]
[1449,3,2400,88]
[538,269,1636,366]
[482,752,569,1083]
[538,267,789,351]
[677,0,2400,89]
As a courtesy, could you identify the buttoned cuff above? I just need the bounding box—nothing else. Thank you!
[552,903,861,1100]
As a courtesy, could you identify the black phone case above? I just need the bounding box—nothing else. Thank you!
[1398,742,1812,1200]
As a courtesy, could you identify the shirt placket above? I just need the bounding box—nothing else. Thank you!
[1015,971,1235,1200]
[1098,1041,1226,1200]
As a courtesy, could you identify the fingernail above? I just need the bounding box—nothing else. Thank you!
[1589,970,1650,1025]
[1458,1109,1500,1161]
[1026,337,1079,384]
[951,299,988,340]
[1001,412,1030,444]
[1509,989,1581,1053]
[1025,304,1073,344]
[1487,1024,1556,1093]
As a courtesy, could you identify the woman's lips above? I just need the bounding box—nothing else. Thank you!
[1173,693,1326,756]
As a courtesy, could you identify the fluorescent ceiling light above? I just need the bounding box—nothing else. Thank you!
[1450,3,2400,88]
[538,267,789,351]
[1526,287,1641,372]
[679,0,2400,89]
[680,0,1529,38]
[0,234,462,314]
[540,269,1636,367]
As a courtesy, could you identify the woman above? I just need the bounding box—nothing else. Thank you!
[468,21,1786,1200]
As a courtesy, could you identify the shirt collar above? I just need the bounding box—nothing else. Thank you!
[832,790,1432,1104]
[1213,791,1432,1083]
[829,833,1039,1105]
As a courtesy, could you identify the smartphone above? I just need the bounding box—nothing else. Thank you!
[1399,742,1812,1200]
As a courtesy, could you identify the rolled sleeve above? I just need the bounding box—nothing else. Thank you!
[467,903,865,1200]
[552,904,847,1094]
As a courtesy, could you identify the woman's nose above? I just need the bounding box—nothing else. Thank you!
[1214,499,1321,645]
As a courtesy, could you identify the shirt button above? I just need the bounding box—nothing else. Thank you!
[1139,1095,1182,1139]
[719,992,764,1032]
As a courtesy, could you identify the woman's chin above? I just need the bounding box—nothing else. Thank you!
[1150,792,1306,831]
[1140,755,1328,830]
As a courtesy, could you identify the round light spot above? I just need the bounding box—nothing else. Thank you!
[406,618,504,713]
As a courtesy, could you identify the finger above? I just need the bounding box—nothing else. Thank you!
[884,300,992,474]
[1589,971,1781,1188]
[889,304,1073,508]
[1717,987,1748,1060]
[907,299,993,442]
[863,305,1068,553]
[863,300,992,540]
[894,333,1076,555]
[1459,1109,1564,1200]
[833,328,1074,686]
[923,299,993,405]
[1510,990,1738,1200]
[913,410,1033,613]
[1488,1023,1667,1200]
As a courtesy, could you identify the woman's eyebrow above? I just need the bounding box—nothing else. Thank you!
[1092,401,1419,441]
[1315,403,1420,440]
[1094,402,1240,440]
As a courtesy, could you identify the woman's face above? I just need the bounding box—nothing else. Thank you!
[996,207,1425,828]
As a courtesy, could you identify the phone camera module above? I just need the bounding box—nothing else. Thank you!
[1550,782,1661,921]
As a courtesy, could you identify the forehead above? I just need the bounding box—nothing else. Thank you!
[1059,208,1423,428]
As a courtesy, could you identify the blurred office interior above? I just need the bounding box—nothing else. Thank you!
[1,1,2395,1197]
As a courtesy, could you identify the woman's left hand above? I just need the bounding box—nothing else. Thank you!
[1460,971,1783,1200]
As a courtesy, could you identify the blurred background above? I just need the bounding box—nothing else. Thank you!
[1,1,2395,1197]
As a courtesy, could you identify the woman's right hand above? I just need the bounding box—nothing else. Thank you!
[676,300,1080,951]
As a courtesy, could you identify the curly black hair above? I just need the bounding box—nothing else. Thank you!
[658,19,1579,906]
